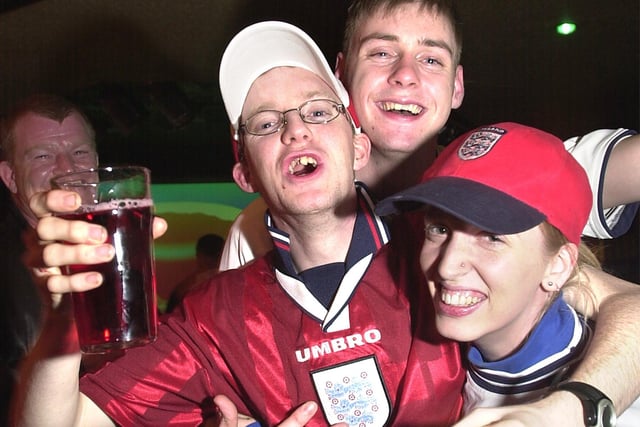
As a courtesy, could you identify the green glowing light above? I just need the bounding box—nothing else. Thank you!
[556,22,576,35]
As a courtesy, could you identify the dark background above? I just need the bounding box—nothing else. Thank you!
[1,0,638,281]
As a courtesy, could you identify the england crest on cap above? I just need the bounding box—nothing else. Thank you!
[458,126,507,160]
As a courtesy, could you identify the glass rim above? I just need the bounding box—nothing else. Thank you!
[51,165,150,182]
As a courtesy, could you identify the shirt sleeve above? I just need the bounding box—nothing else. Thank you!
[79,272,257,426]
[564,128,639,239]
[218,197,273,271]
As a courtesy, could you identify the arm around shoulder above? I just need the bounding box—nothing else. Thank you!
[565,266,640,415]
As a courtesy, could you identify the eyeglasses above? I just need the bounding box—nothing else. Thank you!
[240,99,346,137]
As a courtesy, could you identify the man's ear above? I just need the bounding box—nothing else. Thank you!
[352,132,371,172]
[541,243,578,293]
[232,162,256,193]
[451,64,465,110]
[0,161,17,193]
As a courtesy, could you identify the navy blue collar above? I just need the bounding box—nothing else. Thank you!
[265,182,389,307]
[266,182,388,276]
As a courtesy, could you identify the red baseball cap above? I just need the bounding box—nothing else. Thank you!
[376,122,591,244]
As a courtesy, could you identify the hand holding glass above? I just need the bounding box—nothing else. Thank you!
[52,166,157,353]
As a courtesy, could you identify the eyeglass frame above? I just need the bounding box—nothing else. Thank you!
[239,98,347,137]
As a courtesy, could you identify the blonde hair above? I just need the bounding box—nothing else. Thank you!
[540,222,601,318]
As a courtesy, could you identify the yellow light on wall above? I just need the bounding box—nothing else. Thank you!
[556,22,577,35]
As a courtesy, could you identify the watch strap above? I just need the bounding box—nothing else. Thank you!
[556,381,617,427]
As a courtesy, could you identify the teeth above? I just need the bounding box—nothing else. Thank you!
[440,290,482,307]
[288,156,318,175]
[380,102,422,115]
[299,156,317,166]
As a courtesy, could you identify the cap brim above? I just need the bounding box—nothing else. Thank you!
[375,177,546,235]
[219,21,349,134]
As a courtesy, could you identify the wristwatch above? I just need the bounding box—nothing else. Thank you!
[556,381,617,427]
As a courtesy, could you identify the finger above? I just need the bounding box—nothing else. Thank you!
[41,241,114,269]
[152,216,168,239]
[31,266,63,305]
[213,394,238,427]
[37,216,108,244]
[29,189,81,218]
[43,273,103,311]
[213,395,260,427]
[47,271,104,295]
[278,401,321,427]
[32,266,62,278]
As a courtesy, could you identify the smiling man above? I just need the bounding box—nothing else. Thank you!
[0,95,98,227]
[336,0,464,197]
